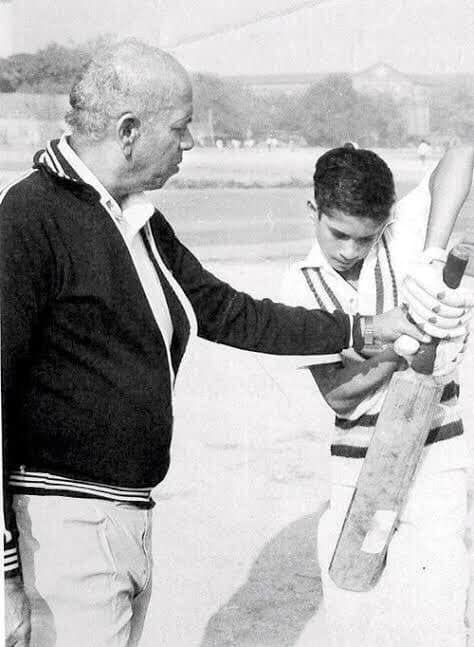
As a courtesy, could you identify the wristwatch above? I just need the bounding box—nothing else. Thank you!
[354,314,386,353]
[363,315,376,347]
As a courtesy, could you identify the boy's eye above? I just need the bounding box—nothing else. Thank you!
[332,231,349,241]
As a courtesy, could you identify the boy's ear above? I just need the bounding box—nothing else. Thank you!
[306,200,320,223]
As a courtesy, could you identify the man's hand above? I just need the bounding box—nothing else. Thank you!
[402,250,473,339]
[372,307,432,345]
[5,575,31,647]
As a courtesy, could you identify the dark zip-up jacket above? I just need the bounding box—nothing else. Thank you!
[1,139,352,576]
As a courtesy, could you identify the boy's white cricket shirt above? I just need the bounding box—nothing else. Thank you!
[280,174,468,486]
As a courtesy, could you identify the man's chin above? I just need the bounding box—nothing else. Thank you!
[160,166,180,185]
[140,167,180,192]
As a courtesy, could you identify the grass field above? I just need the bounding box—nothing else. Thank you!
[0,143,452,188]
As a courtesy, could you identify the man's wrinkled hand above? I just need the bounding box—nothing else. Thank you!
[372,307,431,345]
[5,575,31,647]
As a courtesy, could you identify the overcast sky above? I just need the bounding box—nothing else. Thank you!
[11,0,474,76]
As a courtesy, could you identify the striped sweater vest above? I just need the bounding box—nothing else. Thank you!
[301,234,463,460]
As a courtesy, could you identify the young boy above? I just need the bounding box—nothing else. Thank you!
[280,144,474,646]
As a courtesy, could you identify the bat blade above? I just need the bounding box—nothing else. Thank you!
[328,243,469,592]
[328,370,443,591]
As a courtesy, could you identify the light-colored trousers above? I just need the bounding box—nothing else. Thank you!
[14,494,153,647]
[299,468,469,647]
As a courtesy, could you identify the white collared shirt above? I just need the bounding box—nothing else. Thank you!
[281,171,434,363]
[280,175,433,414]
[279,174,468,483]
[57,136,174,372]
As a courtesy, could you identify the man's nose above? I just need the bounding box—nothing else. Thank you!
[180,128,194,151]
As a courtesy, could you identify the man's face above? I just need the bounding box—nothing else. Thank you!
[315,208,389,273]
[131,82,194,192]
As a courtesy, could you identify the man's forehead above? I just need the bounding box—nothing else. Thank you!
[162,78,193,113]
[169,94,193,119]
[147,61,192,107]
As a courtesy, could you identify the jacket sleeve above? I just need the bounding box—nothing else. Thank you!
[151,213,354,356]
[1,184,54,578]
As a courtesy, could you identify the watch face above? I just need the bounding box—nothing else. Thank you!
[363,317,375,346]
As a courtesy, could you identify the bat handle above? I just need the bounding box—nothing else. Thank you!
[410,244,470,375]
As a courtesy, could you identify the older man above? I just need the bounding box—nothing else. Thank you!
[1,40,467,646]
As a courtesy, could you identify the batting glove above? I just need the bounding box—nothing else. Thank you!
[401,247,473,339]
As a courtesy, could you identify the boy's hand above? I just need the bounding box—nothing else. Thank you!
[402,249,473,339]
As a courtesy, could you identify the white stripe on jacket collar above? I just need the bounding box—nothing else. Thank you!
[56,135,154,239]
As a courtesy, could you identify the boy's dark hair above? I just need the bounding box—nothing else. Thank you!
[313,145,396,222]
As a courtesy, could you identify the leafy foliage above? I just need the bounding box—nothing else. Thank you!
[298,74,406,147]
[0,36,116,94]
[192,73,253,140]
[5,40,471,146]
[430,78,474,142]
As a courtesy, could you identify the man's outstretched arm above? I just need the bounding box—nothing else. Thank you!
[150,214,431,355]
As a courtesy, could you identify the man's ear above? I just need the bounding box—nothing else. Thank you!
[117,113,141,160]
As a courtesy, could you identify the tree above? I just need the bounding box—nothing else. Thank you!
[430,79,474,142]
[192,73,254,140]
[0,36,118,95]
[298,73,406,147]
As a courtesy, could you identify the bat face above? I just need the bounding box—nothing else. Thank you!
[329,246,469,592]
[329,370,443,591]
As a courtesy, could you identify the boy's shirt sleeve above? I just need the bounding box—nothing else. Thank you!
[388,168,434,264]
[280,263,342,367]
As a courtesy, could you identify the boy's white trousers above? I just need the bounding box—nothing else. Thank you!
[299,468,469,647]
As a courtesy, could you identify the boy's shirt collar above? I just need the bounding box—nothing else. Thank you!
[301,235,380,275]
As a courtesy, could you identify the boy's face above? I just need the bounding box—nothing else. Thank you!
[314,207,389,273]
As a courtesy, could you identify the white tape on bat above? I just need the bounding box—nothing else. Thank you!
[360,510,398,554]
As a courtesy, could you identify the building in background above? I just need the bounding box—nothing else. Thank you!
[235,62,433,139]
[352,63,431,138]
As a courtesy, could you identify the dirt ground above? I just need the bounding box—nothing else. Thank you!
[141,259,474,647]
[2,146,473,645]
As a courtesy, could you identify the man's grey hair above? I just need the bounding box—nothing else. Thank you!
[65,39,189,141]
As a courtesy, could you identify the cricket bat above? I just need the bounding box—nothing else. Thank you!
[328,243,470,592]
